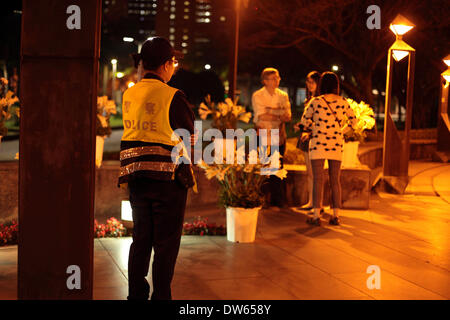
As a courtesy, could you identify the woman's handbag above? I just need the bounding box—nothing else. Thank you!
[296,124,310,152]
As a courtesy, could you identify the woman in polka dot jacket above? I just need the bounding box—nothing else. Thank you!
[300,72,358,226]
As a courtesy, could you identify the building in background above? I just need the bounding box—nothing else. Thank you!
[156,1,229,52]
[102,0,232,69]
[100,0,233,98]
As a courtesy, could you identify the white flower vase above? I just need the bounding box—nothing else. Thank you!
[96,135,105,168]
[342,141,361,168]
[226,207,261,243]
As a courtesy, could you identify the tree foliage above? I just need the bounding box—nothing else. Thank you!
[241,0,450,127]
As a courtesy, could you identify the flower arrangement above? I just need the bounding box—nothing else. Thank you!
[0,78,20,138]
[0,217,128,247]
[198,95,252,132]
[94,217,127,238]
[0,220,18,246]
[198,147,288,208]
[182,216,226,236]
[344,98,376,142]
[96,96,117,137]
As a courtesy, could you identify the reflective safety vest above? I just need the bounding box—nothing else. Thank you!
[121,79,178,145]
[119,79,181,185]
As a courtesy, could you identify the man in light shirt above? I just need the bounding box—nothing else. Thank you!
[252,68,291,208]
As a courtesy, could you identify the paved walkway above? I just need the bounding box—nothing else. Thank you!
[0,160,449,300]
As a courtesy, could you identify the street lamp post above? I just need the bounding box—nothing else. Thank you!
[435,55,450,161]
[382,14,416,194]
[111,58,117,104]
[228,0,240,101]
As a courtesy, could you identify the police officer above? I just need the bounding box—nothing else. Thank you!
[118,37,196,300]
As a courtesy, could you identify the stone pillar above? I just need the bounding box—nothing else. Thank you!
[18,0,102,299]
[436,75,450,158]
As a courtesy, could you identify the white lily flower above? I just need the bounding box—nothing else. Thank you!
[248,149,259,164]
[217,102,229,116]
[274,168,288,180]
[238,112,252,123]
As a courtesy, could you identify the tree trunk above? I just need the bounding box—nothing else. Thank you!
[353,71,374,107]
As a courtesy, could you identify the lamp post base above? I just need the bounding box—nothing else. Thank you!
[380,175,410,194]
[432,151,450,163]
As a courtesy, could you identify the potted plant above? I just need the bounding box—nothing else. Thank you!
[198,94,252,161]
[198,148,287,243]
[342,98,376,167]
[96,96,116,168]
[0,78,19,144]
[198,95,252,133]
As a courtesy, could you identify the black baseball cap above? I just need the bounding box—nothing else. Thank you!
[132,37,183,69]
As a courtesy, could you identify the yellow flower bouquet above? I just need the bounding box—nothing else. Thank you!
[344,98,376,142]
[0,78,20,137]
[96,96,117,137]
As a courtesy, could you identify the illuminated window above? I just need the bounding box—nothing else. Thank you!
[184,1,190,5]
[204,18,210,23]
[171,7,175,12]
[194,37,210,43]
[182,42,188,47]
[182,35,188,40]
[169,35,175,40]
[184,8,189,12]
[184,15,189,19]
[170,14,175,19]
[220,16,226,21]
[182,49,188,54]
[205,11,210,16]
[170,27,175,33]
[171,0,176,5]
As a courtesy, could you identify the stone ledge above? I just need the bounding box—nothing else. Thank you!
[284,164,370,209]
[0,160,371,223]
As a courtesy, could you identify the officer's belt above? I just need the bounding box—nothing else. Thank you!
[120,146,174,160]
[119,161,177,177]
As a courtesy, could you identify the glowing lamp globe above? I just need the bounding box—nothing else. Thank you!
[443,69,450,83]
[443,54,450,67]
[392,50,409,62]
[389,14,415,36]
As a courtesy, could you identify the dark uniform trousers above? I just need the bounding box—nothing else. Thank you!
[127,178,187,300]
